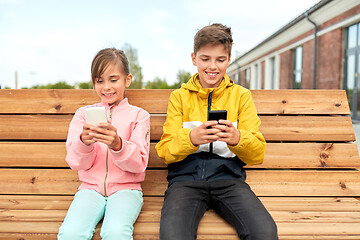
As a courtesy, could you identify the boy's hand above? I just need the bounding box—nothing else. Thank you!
[189,121,222,146]
[81,123,122,151]
[212,120,241,146]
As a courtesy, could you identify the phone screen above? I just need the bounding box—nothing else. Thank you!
[85,107,107,126]
[208,110,227,121]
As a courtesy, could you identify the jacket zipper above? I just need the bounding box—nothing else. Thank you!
[103,107,113,197]
[104,149,109,197]
[201,91,213,180]
[207,91,213,153]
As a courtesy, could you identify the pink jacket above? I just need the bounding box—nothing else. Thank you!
[65,98,150,196]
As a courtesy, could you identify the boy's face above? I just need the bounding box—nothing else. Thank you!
[94,63,132,106]
[191,43,231,88]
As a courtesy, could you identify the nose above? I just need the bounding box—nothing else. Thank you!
[209,60,216,70]
[104,80,111,89]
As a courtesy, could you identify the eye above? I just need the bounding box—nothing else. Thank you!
[218,59,226,63]
[201,58,209,61]
[111,79,118,82]
[96,78,103,83]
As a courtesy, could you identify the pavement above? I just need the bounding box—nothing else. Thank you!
[353,121,360,156]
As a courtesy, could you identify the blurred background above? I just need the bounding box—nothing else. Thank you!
[0,0,320,90]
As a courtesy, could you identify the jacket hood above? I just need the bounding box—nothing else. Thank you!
[182,73,234,99]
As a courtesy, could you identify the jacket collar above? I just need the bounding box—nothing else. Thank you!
[182,73,234,99]
[99,97,129,112]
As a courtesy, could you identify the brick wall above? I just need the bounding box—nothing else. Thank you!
[316,28,343,89]
[235,4,360,90]
[279,51,292,89]
[279,27,344,89]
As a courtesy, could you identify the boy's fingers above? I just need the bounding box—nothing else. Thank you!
[218,119,231,126]
[204,120,218,128]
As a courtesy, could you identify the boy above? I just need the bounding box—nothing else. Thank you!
[155,23,278,240]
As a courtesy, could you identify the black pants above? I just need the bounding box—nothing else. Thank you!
[160,179,278,240]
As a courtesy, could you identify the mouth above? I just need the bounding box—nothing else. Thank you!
[206,72,219,78]
[102,92,116,97]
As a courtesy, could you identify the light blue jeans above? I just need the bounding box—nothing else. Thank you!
[58,189,143,240]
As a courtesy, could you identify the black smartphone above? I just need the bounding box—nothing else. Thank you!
[208,110,227,122]
[207,110,227,129]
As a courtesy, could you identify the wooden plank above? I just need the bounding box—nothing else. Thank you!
[1,196,359,212]
[0,169,359,197]
[0,115,355,141]
[2,208,360,224]
[2,201,359,223]
[260,115,355,141]
[0,115,161,141]
[0,196,359,239]
[0,142,67,167]
[0,89,350,115]
[0,233,359,240]
[261,142,360,169]
[1,142,359,169]
[0,115,71,140]
[0,89,172,114]
[251,89,350,115]
[1,221,360,239]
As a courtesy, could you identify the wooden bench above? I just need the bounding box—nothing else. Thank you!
[0,89,359,239]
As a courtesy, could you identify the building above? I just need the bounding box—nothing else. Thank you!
[227,0,360,120]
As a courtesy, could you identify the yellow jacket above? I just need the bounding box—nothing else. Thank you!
[155,73,266,166]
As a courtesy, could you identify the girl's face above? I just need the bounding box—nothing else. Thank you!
[94,63,132,106]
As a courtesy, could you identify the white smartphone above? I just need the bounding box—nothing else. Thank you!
[85,107,107,126]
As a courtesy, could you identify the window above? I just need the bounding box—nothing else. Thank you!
[292,46,303,89]
[234,72,239,84]
[344,22,360,120]
[270,57,276,89]
[245,68,250,89]
[255,64,259,89]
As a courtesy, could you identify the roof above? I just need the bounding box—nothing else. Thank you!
[230,0,334,66]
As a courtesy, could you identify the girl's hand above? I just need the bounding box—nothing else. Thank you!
[89,122,122,151]
[80,123,96,146]
[189,121,222,146]
[212,120,241,146]
[81,122,122,151]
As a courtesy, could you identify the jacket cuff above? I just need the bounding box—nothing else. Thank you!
[75,135,94,154]
[228,129,244,151]
[110,139,125,154]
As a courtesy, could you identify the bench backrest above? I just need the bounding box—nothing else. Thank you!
[0,89,359,197]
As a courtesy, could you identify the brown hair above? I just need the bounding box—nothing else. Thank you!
[193,23,233,57]
[91,48,130,85]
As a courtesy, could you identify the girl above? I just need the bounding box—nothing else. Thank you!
[58,48,150,240]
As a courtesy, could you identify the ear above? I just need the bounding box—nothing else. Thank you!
[191,52,197,66]
[125,74,132,88]
[227,54,232,67]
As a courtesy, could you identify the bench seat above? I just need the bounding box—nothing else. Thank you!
[0,89,359,239]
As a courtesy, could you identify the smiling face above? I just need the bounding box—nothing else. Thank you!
[94,63,132,106]
[191,43,231,88]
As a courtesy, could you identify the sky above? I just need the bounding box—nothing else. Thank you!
[0,0,321,89]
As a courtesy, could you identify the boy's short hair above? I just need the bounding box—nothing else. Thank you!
[194,23,233,57]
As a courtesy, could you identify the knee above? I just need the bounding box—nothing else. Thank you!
[249,220,278,240]
[101,223,134,240]
[58,224,93,240]
[160,220,192,240]
[160,223,175,240]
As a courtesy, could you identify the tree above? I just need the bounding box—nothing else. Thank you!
[145,77,172,89]
[172,70,191,89]
[122,43,143,89]
[78,81,93,89]
[30,81,75,89]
